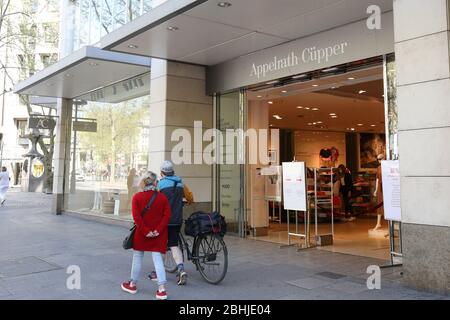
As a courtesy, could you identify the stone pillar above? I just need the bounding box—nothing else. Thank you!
[148,59,213,215]
[394,0,450,294]
[51,98,72,215]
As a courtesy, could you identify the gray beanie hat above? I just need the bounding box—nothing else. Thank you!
[160,160,174,175]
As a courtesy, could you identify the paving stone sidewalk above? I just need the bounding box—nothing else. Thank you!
[0,190,447,300]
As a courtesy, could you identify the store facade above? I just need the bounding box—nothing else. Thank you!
[14,0,450,295]
[208,11,396,240]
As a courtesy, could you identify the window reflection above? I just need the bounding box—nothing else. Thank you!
[66,73,150,219]
[71,0,157,51]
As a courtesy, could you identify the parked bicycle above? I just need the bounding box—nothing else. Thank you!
[163,224,228,285]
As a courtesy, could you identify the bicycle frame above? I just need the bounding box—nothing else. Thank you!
[178,232,199,263]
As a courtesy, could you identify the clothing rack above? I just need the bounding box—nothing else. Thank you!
[313,167,335,242]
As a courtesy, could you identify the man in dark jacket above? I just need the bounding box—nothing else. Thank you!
[338,164,354,221]
[149,160,193,285]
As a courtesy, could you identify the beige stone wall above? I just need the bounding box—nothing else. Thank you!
[148,59,213,205]
[394,0,450,294]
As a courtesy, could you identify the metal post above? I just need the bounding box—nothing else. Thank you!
[278,200,282,225]
[0,141,3,168]
[287,210,290,245]
[303,210,307,248]
[70,103,78,193]
[314,168,318,239]
[331,168,335,237]
[272,200,275,222]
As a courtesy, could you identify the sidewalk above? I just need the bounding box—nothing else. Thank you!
[0,191,447,300]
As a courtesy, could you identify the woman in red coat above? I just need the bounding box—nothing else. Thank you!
[121,171,171,300]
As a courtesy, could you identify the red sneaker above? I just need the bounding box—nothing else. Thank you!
[156,290,168,300]
[148,271,158,282]
[121,281,137,294]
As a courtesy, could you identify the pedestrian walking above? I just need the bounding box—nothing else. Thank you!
[126,168,140,209]
[148,160,193,286]
[121,171,171,300]
[0,167,10,206]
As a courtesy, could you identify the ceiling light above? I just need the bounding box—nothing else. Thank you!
[127,44,138,49]
[273,115,282,120]
[297,106,303,109]
[167,26,179,31]
[312,84,319,87]
[350,128,355,131]
[348,77,355,80]
[331,116,338,118]
[266,80,279,85]
[371,124,376,127]
[357,124,364,126]
[218,2,232,8]
[268,101,273,104]
[65,73,72,77]
[292,74,307,79]
[321,67,339,73]
[304,107,310,110]
[313,122,317,125]
[358,90,366,94]
[329,113,336,116]
[312,108,319,111]
[331,86,336,89]
[281,90,288,93]
[256,95,262,98]
[308,123,313,125]
[316,121,323,124]
[89,62,99,67]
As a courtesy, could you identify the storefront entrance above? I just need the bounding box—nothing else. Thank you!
[215,55,398,260]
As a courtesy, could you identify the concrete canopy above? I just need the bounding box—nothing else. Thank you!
[100,0,393,66]
[13,46,151,99]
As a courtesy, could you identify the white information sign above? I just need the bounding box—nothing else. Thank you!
[282,162,307,211]
[381,160,402,222]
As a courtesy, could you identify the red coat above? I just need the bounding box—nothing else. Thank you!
[132,190,171,253]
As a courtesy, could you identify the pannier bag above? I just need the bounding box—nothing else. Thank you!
[185,211,227,237]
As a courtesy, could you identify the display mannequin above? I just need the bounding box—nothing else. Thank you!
[369,154,388,236]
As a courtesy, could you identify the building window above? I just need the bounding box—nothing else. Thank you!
[46,0,59,12]
[40,53,58,68]
[15,119,29,145]
[43,23,58,44]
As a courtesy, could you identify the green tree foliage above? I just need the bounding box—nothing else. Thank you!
[78,96,149,182]
[0,0,59,191]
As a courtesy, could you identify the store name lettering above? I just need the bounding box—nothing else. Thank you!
[249,42,348,79]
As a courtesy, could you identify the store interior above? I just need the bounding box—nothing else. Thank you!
[246,64,390,260]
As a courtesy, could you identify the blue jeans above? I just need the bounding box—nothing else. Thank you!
[131,250,167,286]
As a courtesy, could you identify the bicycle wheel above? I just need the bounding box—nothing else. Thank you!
[163,238,184,273]
[194,233,228,285]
